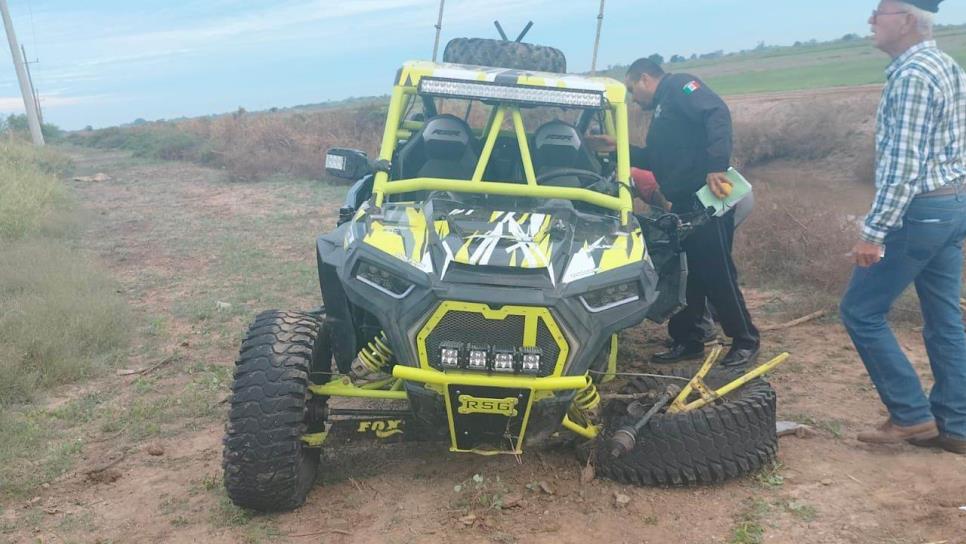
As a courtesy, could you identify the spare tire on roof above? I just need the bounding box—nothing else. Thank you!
[443,38,567,73]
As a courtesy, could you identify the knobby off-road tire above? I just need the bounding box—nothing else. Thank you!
[595,367,777,486]
[223,310,330,512]
[443,38,567,73]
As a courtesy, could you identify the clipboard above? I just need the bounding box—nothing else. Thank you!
[696,167,753,217]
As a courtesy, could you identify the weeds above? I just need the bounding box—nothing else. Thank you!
[790,414,845,439]
[0,141,68,239]
[732,179,860,302]
[754,461,785,488]
[784,500,818,522]
[452,473,510,510]
[70,105,385,182]
[0,240,132,405]
[0,397,95,497]
[730,498,770,544]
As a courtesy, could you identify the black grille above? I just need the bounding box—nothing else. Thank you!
[424,309,562,376]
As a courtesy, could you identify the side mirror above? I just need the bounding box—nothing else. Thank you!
[325,148,371,180]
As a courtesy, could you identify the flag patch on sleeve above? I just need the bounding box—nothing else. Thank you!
[683,80,701,95]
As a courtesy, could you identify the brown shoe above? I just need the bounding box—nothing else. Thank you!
[910,434,966,454]
[857,419,939,444]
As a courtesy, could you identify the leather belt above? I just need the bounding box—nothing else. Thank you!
[916,184,962,198]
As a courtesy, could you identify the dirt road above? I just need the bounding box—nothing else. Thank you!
[1,146,964,544]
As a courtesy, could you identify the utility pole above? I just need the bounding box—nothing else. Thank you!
[590,0,606,75]
[431,0,445,62]
[0,0,44,145]
[21,44,42,124]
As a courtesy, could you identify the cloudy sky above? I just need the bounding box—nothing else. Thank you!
[3,0,966,130]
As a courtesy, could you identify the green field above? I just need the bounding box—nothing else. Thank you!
[601,25,966,95]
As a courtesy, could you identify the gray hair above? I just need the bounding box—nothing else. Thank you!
[897,1,935,36]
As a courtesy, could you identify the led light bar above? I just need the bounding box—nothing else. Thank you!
[418,77,605,109]
[493,349,515,373]
[467,345,489,370]
[520,348,542,373]
[439,341,463,368]
[435,344,544,374]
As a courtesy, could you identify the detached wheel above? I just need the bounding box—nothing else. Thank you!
[222,310,331,512]
[443,38,567,73]
[595,367,777,486]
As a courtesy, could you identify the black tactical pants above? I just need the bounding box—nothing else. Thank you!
[668,209,759,351]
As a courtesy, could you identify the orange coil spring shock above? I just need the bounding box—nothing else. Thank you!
[356,331,394,374]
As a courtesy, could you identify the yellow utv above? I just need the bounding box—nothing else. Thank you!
[223,38,781,512]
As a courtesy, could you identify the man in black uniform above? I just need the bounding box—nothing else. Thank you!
[588,58,760,367]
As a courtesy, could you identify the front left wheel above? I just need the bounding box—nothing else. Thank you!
[222,310,328,511]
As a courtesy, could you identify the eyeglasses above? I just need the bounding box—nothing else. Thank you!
[871,9,908,23]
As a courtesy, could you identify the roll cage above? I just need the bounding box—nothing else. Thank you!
[371,61,635,223]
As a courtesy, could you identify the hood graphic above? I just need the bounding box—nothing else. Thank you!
[441,210,554,269]
[349,201,647,284]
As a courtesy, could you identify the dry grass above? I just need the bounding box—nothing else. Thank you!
[71,106,386,181]
[732,100,860,168]
[0,239,132,405]
[733,181,858,304]
[0,140,72,239]
[0,141,130,405]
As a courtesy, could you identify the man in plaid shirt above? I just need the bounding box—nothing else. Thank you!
[841,0,966,453]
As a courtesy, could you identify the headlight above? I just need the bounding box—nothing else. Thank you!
[579,281,641,313]
[435,343,542,375]
[355,261,414,298]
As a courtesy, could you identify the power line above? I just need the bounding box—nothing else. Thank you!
[0,0,44,145]
[591,0,606,75]
[21,43,42,124]
[431,0,445,62]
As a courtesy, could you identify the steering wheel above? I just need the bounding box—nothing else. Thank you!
[535,168,616,194]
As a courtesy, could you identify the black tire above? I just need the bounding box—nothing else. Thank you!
[443,38,567,73]
[222,310,329,512]
[594,367,777,486]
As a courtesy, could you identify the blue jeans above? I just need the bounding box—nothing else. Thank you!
[841,194,966,440]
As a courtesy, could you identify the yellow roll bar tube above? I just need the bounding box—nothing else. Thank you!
[373,85,410,208]
[510,107,537,185]
[472,107,506,182]
[381,178,624,210]
[370,85,635,222]
[392,365,590,391]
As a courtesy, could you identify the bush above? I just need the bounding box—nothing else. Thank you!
[70,105,387,181]
[1,113,65,142]
[0,141,69,239]
[733,174,862,302]
[732,101,859,168]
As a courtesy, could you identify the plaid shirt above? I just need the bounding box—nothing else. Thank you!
[864,40,966,244]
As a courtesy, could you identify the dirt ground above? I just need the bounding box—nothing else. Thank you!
[3,89,966,544]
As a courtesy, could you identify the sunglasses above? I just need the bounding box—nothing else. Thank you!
[871,9,908,23]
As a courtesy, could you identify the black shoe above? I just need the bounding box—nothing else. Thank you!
[652,343,704,364]
[720,346,759,368]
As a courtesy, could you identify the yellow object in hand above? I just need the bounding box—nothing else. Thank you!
[720,181,733,198]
